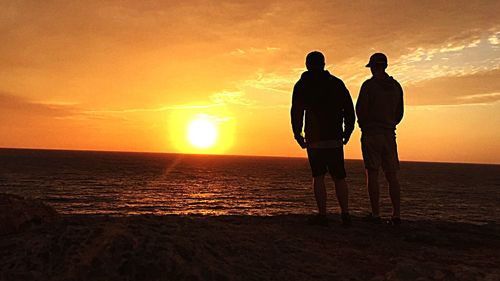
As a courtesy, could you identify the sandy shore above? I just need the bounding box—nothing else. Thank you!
[1,212,499,281]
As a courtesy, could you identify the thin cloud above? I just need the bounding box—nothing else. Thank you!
[241,71,294,94]
[0,92,80,118]
[229,47,281,56]
[488,32,500,46]
[457,92,500,104]
[2,0,499,111]
[84,103,223,114]
[391,30,500,85]
[0,92,135,122]
[407,102,497,111]
[210,91,255,106]
[404,69,500,106]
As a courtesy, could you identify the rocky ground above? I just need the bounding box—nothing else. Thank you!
[1,194,499,281]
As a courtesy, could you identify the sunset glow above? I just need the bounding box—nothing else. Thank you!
[0,1,499,163]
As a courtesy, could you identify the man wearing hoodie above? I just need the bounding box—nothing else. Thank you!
[291,51,355,226]
[356,53,404,225]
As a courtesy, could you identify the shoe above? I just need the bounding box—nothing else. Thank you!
[341,212,351,226]
[362,213,382,224]
[389,217,401,226]
[307,214,329,226]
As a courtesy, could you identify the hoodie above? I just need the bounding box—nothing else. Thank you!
[356,73,404,135]
[291,70,355,143]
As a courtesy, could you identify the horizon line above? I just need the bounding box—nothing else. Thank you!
[0,146,498,166]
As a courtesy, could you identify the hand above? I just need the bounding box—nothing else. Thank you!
[295,135,307,149]
[342,132,351,145]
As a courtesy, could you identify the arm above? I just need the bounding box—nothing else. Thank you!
[342,82,355,144]
[395,83,404,125]
[291,82,306,148]
[355,82,369,129]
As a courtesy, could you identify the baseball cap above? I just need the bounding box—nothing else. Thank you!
[365,53,388,67]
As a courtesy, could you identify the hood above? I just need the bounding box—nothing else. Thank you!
[372,73,398,90]
[300,70,331,82]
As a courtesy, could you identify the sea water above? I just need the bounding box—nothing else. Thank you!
[1,148,499,224]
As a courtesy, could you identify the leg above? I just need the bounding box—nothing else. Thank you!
[366,169,380,217]
[361,135,382,218]
[313,175,327,215]
[385,171,401,218]
[381,133,401,219]
[333,178,349,214]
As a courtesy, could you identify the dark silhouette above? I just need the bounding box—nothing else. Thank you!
[356,53,404,225]
[291,51,355,226]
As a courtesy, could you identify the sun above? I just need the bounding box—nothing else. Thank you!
[168,110,234,154]
[187,117,218,148]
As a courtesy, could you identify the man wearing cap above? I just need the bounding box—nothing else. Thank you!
[356,53,404,225]
[291,51,355,226]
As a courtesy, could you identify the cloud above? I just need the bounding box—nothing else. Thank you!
[1,1,500,119]
[3,1,498,68]
[0,92,140,122]
[337,30,500,90]
[84,103,222,114]
[210,91,255,106]
[241,71,295,94]
[229,47,281,56]
[0,92,80,118]
[456,92,500,104]
[206,70,299,110]
[391,32,500,84]
[404,69,500,105]
[488,32,500,46]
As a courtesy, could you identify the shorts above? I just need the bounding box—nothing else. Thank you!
[361,133,400,172]
[306,147,347,179]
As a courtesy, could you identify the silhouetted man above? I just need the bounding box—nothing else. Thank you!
[356,53,404,225]
[291,51,355,226]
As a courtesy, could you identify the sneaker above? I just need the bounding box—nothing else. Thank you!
[389,217,401,226]
[341,212,351,226]
[362,213,382,224]
[307,214,329,226]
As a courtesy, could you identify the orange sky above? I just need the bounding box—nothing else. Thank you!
[1,1,499,164]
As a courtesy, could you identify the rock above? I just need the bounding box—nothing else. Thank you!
[0,193,58,235]
[386,259,428,281]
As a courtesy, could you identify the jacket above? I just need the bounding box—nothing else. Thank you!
[356,73,404,135]
[291,70,355,143]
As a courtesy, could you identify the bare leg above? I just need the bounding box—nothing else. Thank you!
[333,178,349,214]
[366,169,380,217]
[313,175,327,215]
[385,171,401,218]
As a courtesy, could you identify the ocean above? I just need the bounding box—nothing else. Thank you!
[1,148,499,224]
